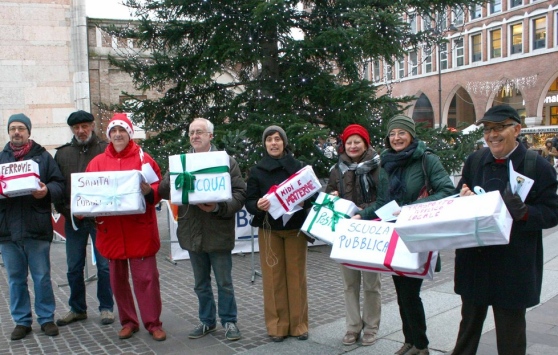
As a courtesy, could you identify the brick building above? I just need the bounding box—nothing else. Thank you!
[366,0,558,129]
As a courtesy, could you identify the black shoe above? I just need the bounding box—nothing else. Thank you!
[297,332,309,340]
[41,322,59,336]
[270,335,286,342]
[11,325,32,340]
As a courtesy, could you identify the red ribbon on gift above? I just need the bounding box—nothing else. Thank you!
[265,168,307,213]
[341,228,434,278]
[0,172,40,198]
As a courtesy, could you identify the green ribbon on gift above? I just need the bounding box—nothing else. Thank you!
[170,154,230,204]
[307,194,351,233]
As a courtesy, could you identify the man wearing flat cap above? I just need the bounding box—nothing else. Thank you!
[0,113,65,340]
[53,110,114,327]
[452,105,558,354]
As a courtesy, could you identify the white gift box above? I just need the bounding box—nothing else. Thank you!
[395,190,512,253]
[301,192,359,245]
[330,219,437,280]
[71,170,146,216]
[168,151,232,205]
[0,160,40,199]
[264,166,322,220]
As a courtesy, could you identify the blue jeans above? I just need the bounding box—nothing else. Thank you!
[0,239,55,326]
[65,219,113,313]
[189,250,237,327]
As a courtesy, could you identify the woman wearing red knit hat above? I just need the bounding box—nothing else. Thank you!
[325,124,382,346]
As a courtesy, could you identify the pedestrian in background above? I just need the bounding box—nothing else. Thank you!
[159,118,246,342]
[452,105,558,355]
[86,113,166,342]
[353,115,455,355]
[54,110,114,327]
[245,125,314,342]
[541,138,558,167]
[326,124,382,346]
[0,114,65,340]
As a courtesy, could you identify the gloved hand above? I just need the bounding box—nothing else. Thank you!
[502,182,528,221]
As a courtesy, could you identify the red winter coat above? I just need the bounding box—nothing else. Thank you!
[86,141,162,260]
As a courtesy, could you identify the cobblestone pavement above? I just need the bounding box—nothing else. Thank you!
[0,207,455,354]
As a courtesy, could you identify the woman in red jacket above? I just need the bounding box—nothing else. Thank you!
[86,113,166,341]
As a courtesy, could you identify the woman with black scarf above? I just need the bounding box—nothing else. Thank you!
[245,126,314,343]
[353,115,455,355]
[326,124,382,347]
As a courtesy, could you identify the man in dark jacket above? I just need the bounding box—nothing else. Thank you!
[452,105,558,355]
[0,113,65,340]
[158,118,246,342]
[53,111,114,327]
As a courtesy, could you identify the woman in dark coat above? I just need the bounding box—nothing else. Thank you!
[245,126,313,342]
[354,115,455,355]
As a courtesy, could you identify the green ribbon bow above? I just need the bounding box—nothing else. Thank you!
[307,194,350,233]
[170,154,230,204]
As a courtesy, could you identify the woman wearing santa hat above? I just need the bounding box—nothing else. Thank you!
[326,124,382,347]
[86,113,166,342]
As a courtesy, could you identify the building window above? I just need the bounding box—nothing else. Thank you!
[362,62,370,80]
[409,13,417,34]
[440,43,448,70]
[453,6,464,25]
[454,38,464,67]
[423,16,432,31]
[510,23,523,54]
[533,17,546,50]
[471,34,482,62]
[437,11,447,31]
[373,60,380,82]
[490,0,502,14]
[470,5,482,20]
[490,29,502,58]
[397,57,405,79]
[386,64,393,81]
[510,0,522,8]
[424,47,432,73]
[409,51,418,76]
[373,61,381,82]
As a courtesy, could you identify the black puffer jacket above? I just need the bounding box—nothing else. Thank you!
[246,150,314,230]
[0,141,65,243]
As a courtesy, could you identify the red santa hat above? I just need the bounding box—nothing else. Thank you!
[341,124,370,147]
[107,113,134,139]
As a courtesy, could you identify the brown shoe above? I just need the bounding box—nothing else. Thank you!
[342,331,360,345]
[395,343,413,355]
[118,327,139,339]
[150,329,166,341]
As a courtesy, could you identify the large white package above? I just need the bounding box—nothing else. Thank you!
[0,160,40,198]
[395,191,512,252]
[330,219,437,280]
[168,151,231,205]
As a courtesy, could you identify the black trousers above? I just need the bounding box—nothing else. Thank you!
[392,275,428,349]
[452,298,526,355]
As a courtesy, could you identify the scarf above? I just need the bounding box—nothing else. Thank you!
[381,140,419,201]
[338,153,380,203]
[10,140,33,161]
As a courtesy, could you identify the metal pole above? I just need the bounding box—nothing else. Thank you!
[438,44,442,128]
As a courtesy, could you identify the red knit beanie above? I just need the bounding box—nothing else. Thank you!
[341,124,370,147]
[107,113,134,139]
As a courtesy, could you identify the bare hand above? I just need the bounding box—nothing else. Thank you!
[140,182,152,195]
[31,182,48,199]
[257,197,270,212]
[197,203,216,213]
[460,183,474,197]
[330,191,339,197]
[351,214,362,220]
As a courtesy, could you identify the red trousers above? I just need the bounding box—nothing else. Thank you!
[109,256,163,332]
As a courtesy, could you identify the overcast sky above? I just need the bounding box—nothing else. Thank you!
[86,0,132,19]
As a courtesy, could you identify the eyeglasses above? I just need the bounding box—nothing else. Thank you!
[188,130,210,137]
[9,126,27,133]
[482,123,516,134]
[389,131,409,138]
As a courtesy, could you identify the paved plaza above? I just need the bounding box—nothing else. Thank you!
[1,207,558,354]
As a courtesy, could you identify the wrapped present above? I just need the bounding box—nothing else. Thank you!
[395,191,512,253]
[264,165,321,220]
[330,219,437,280]
[169,151,231,205]
[301,192,359,245]
[71,170,145,217]
[0,160,40,199]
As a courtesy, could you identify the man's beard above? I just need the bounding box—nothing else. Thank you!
[76,133,93,145]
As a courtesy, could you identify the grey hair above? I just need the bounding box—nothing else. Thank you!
[192,117,214,133]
